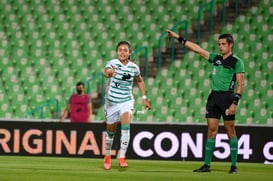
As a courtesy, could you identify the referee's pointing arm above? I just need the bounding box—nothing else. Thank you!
[166,29,209,60]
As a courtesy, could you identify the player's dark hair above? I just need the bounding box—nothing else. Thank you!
[218,34,234,44]
[76,81,85,87]
[116,41,132,52]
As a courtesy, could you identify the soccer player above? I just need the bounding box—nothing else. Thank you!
[103,41,151,170]
[167,30,245,173]
[60,81,92,123]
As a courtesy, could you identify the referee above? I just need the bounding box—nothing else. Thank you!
[167,30,245,174]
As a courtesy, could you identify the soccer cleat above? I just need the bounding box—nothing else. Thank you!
[193,164,211,172]
[229,165,238,174]
[119,157,128,168]
[104,155,111,170]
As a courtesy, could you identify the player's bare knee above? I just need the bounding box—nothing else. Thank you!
[207,130,218,138]
[121,112,132,124]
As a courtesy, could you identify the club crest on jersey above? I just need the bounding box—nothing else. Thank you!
[215,60,222,65]
[128,67,135,74]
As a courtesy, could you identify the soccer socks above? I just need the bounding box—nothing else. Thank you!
[119,124,130,158]
[105,130,115,156]
[203,137,238,167]
[105,124,130,158]
[204,138,216,166]
[229,137,238,167]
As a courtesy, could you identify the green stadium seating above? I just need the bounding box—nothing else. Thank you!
[0,0,271,125]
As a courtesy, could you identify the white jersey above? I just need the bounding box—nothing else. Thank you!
[105,59,140,104]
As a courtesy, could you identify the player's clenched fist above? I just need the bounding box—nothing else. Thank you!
[104,65,116,78]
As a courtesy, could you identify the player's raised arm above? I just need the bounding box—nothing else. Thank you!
[166,29,210,61]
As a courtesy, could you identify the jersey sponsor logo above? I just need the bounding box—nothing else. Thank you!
[121,73,132,81]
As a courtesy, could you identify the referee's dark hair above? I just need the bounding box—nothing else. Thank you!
[218,34,234,44]
[116,41,132,52]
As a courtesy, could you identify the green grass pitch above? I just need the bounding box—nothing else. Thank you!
[0,156,272,181]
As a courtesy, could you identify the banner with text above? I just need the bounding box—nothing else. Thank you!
[0,121,272,163]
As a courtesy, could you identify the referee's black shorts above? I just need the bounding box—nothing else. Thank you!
[205,91,235,121]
